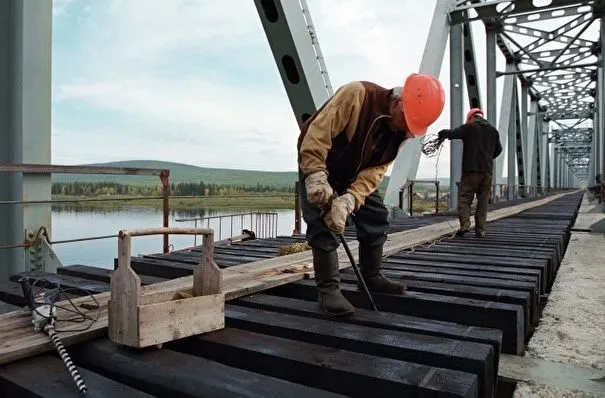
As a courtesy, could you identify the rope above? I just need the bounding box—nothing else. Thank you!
[45,324,88,396]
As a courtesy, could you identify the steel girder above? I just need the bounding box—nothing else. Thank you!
[254,0,333,127]
[258,0,602,210]
[384,0,455,209]
[448,0,602,187]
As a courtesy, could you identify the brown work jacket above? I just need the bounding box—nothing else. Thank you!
[297,81,408,209]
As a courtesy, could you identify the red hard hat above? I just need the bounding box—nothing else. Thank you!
[466,108,483,123]
[401,73,445,137]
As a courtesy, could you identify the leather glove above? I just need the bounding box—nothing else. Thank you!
[324,193,355,234]
[305,171,333,206]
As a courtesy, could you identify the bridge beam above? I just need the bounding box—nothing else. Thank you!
[594,16,605,181]
[253,0,332,127]
[0,1,52,283]
[384,0,453,209]
[526,101,539,190]
[449,20,464,210]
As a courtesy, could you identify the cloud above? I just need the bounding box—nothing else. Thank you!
[52,0,77,16]
[51,0,508,183]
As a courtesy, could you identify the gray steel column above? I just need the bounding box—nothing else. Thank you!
[486,23,498,200]
[541,119,549,191]
[513,86,525,194]
[449,22,464,210]
[559,152,564,188]
[0,1,52,283]
[497,66,516,200]
[384,0,453,208]
[508,82,518,200]
[526,101,538,191]
[520,84,529,187]
[552,145,560,188]
[589,115,596,185]
[595,17,605,181]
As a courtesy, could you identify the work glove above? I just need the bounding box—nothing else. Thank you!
[323,193,355,234]
[305,171,333,206]
[437,129,450,140]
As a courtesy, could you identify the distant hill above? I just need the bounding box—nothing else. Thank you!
[52,160,300,187]
[51,160,450,192]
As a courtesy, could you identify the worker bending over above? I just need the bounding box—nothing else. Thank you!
[297,75,445,316]
[438,108,503,238]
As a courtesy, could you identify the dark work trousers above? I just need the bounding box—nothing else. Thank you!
[298,173,389,252]
[458,171,492,232]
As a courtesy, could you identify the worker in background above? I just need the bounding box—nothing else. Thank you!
[438,108,502,238]
[298,75,445,316]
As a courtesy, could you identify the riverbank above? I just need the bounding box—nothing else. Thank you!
[50,194,296,211]
[49,194,448,213]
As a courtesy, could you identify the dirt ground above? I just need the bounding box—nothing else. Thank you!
[513,195,605,397]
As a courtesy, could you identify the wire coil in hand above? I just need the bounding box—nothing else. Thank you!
[421,133,445,158]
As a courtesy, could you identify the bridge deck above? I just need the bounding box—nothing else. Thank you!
[0,191,600,397]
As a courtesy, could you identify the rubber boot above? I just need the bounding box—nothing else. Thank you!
[456,228,470,237]
[312,247,355,316]
[359,243,406,294]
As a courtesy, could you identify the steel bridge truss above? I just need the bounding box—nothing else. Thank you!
[256,0,605,210]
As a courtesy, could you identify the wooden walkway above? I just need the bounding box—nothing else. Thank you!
[0,191,585,397]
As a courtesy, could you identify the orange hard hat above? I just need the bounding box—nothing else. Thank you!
[401,73,445,137]
[466,108,483,123]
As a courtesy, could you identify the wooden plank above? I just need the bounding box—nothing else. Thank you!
[69,339,346,398]
[340,271,533,326]
[57,264,167,286]
[367,268,539,301]
[340,268,538,328]
[267,280,526,354]
[136,294,224,347]
[0,355,153,398]
[498,354,605,395]
[11,271,110,295]
[413,245,555,280]
[233,293,503,360]
[225,305,496,397]
[173,328,480,398]
[0,282,29,307]
[0,192,574,365]
[0,301,20,315]
[128,257,198,278]
[386,278,535,326]
[383,257,544,286]
[392,251,550,289]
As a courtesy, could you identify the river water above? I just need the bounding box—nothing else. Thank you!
[51,207,302,269]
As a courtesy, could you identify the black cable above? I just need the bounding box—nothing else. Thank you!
[24,276,98,395]
[28,277,100,332]
[45,324,88,396]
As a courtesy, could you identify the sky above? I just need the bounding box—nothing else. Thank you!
[50,0,576,181]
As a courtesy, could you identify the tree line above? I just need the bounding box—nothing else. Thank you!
[51,181,296,196]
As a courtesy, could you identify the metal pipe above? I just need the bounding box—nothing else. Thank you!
[294,180,301,234]
[486,23,498,203]
[160,171,170,254]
